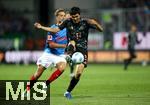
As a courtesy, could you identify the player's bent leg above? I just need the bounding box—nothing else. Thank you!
[23,65,46,97]
[34,65,46,79]
[75,63,85,79]
[69,61,75,78]
[28,65,46,89]
[45,62,66,86]
[24,52,53,96]
[64,63,85,99]
[56,61,67,72]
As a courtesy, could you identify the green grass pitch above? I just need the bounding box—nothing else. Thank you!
[0,64,150,105]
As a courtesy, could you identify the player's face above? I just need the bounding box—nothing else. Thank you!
[56,12,66,24]
[71,13,80,23]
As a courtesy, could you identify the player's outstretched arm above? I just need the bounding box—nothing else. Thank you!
[34,22,60,33]
[88,19,103,32]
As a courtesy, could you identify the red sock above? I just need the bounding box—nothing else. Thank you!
[26,82,30,91]
[30,75,36,80]
[46,69,63,86]
[27,75,37,90]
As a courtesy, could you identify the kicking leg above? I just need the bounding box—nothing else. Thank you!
[64,63,84,99]
[69,60,75,78]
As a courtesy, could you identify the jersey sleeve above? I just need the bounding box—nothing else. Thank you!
[46,25,55,41]
[86,18,97,29]
[89,24,97,29]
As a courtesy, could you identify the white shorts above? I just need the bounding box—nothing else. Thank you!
[36,52,66,68]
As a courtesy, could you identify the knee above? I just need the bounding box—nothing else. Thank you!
[57,62,66,71]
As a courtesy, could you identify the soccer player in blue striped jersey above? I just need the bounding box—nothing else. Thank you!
[45,24,67,55]
[25,9,67,94]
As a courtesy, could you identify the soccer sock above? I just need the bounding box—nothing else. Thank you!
[27,75,37,90]
[46,69,63,86]
[67,76,80,92]
[70,61,74,74]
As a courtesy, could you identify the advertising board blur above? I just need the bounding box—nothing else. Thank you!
[3,51,149,64]
[88,33,103,50]
[113,32,150,50]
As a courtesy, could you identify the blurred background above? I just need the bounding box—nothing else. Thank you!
[0,0,149,64]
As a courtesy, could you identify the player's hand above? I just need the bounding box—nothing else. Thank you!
[68,40,76,51]
[66,40,76,54]
[66,44,76,54]
[34,22,42,29]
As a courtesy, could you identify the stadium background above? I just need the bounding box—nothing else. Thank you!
[0,0,150,64]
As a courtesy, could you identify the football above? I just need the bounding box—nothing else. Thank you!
[71,52,84,64]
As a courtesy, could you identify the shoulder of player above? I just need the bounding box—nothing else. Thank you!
[62,18,71,23]
[81,18,93,24]
[81,18,88,22]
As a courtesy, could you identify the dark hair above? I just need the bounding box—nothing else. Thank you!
[70,7,80,15]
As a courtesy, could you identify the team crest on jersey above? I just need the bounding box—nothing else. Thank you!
[47,35,52,40]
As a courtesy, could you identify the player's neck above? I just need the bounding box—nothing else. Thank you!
[56,21,62,25]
